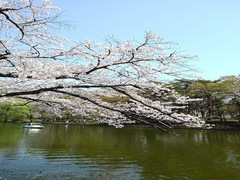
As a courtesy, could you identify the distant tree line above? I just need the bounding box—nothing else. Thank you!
[0,100,33,122]
[1,75,239,126]
[172,75,240,125]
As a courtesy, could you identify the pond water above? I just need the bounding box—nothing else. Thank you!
[1,123,240,179]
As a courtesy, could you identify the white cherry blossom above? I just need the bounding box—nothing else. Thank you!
[0,0,206,133]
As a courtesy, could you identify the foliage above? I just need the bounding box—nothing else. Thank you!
[171,79,193,95]
[218,75,240,118]
[99,95,130,104]
[0,101,32,122]
[173,76,240,124]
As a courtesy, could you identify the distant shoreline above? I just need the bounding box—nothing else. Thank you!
[2,120,240,131]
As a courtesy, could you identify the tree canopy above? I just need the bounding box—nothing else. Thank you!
[173,76,240,125]
[0,0,205,133]
[0,101,32,122]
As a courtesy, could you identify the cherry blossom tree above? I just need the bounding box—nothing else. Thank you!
[0,0,205,133]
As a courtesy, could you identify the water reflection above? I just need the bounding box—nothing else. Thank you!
[23,128,42,135]
[1,123,240,179]
[193,131,209,144]
[0,123,23,150]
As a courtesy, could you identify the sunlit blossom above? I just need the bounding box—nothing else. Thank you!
[0,0,204,133]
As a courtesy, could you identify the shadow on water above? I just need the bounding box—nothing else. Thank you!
[1,123,240,179]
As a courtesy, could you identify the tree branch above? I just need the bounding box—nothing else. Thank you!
[1,11,25,40]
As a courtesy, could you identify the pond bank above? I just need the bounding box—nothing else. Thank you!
[2,119,240,132]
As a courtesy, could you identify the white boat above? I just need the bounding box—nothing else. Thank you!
[22,122,44,129]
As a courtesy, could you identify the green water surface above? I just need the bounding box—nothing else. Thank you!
[1,123,240,179]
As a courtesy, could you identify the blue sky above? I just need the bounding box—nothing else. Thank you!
[52,0,240,80]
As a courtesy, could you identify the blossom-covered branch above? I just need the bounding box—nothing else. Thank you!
[0,0,205,133]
